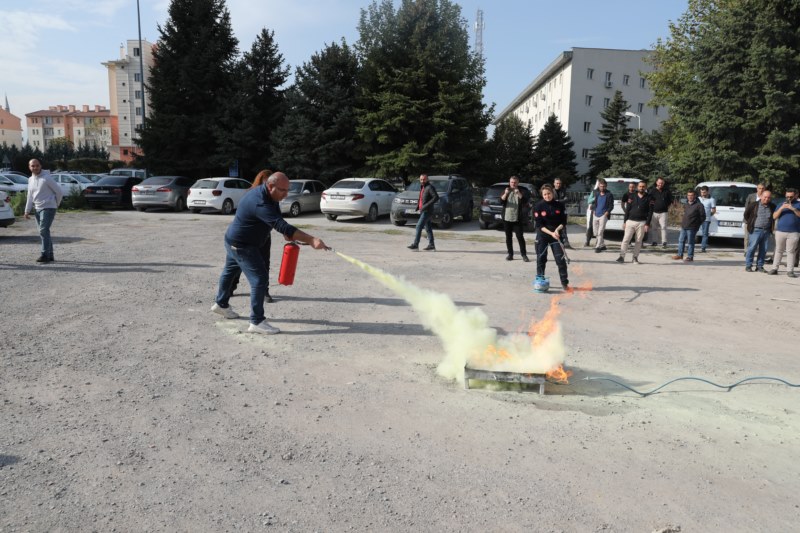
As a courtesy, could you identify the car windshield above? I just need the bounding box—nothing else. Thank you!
[142,177,172,186]
[73,174,92,183]
[406,178,449,192]
[193,179,219,189]
[606,180,637,197]
[96,177,128,186]
[330,180,364,190]
[289,182,304,193]
[4,174,28,185]
[485,185,507,198]
[697,185,753,207]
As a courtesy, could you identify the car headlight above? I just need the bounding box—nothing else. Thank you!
[393,197,401,204]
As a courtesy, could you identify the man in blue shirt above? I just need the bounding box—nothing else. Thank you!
[768,188,800,278]
[589,178,614,253]
[211,172,330,334]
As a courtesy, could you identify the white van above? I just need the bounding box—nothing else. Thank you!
[694,181,756,240]
[595,177,640,232]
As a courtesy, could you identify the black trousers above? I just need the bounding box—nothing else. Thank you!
[503,220,527,256]
[536,233,569,285]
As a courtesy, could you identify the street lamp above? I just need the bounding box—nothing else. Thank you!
[625,111,640,130]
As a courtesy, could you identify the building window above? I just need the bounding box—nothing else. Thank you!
[123,149,129,155]
[133,48,140,57]
[638,103,644,113]
[654,106,660,116]
[587,68,594,80]
[135,90,142,99]
[122,82,126,87]
[640,77,646,89]
[134,73,141,82]
[623,74,630,86]
[581,148,589,159]
[123,99,127,103]
[135,107,143,116]
[605,72,612,85]
[583,121,591,132]
[603,98,610,108]
[585,95,592,106]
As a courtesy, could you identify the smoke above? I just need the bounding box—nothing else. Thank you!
[336,252,567,383]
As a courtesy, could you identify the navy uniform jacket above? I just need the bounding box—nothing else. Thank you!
[533,199,567,236]
[225,185,297,247]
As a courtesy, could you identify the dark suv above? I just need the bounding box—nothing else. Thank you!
[390,175,473,229]
[479,182,537,231]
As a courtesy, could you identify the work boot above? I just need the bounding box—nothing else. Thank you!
[506,254,513,261]
[424,244,436,251]
[522,255,530,262]
[407,244,418,250]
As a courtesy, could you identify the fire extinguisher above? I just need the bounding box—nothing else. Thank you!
[278,242,300,285]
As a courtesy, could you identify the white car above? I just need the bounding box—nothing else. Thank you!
[598,177,641,232]
[320,178,398,222]
[0,191,14,228]
[695,181,757,240]
[187,177,252,215]
[51,173,92,195]
[0,174,28,196]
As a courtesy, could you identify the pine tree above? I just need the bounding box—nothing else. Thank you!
[355,0,492,180]
[489,115,533,185]
[532,114,578,186]
[604,129,669,181]
[271,40,362,183]
[588,90,631,179]
[139,0,238,177]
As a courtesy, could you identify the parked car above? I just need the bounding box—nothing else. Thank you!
[110,168,148,179]
[478,182,537,230]
[279,179,326,217]
[132,175,195,212]
[0,191,14,228]
[83,175,144,208]
[390,175,473,229]
[187,177,252,214]
[51,173,92,195]
[320,178,398,222]
[1,170,28,178]
[83,173,112,183]
[694,181,757,240]
[0,174,28,196]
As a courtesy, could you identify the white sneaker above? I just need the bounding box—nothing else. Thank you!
[211,303,238,319]
[248,321,280,335]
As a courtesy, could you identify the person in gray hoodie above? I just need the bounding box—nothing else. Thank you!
[23,159,63,263]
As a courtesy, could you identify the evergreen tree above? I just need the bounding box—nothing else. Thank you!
[532,114,578,186]
[271,40,362,183]
[604,129,670,181]
[648,0,800,189]
[489,115,533,185]
[215,28,290,178]
[139,0,238,177]
[355,0,492,180]
[588,90,632,179]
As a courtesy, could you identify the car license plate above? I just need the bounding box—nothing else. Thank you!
[405,209,420,215]
[719,221,741,227]
[96,190,109,194]
[330,194,344,200]
[494,214,502,219]
[193,200,206,205]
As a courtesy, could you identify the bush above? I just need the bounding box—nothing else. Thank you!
[11,191,26,216]
[60,188,87,210]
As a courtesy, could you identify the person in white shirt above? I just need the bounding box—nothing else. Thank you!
[698,185,717,252]
[23,159,63,263]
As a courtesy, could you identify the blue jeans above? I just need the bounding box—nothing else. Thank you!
[677,228,698,258]
[34,208,57,257]
[412,211,434,246]
[215,238,268,324]
[700,221,711,251]
[745,229,769,268]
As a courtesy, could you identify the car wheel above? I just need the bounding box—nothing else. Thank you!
[174,196,185,212]
[221,199,234,215]
[438,210,453,229]
[479,219,489,230]
[326,213,338,221]
[365,203,378,222]
[464,203,473,222]
[289,202,301,217]
[135,206,146,212]
[191,208,202,214]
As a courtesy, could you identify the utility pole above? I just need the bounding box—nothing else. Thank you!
[474,9,484,57]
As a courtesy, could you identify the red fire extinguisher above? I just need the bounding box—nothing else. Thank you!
[278,242,300,285]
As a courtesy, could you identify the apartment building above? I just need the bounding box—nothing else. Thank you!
[26,105,111,152]
[493,47,668,176]
[102,39,155,162]
[0,99,23,149]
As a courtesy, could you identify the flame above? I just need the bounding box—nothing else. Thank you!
[545,365,573,383]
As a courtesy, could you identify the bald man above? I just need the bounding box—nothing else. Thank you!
[212,171,330,334]
[24,159,63,263]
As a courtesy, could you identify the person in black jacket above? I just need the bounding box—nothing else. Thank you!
[553,178,573,249]
[533,184,570,290]
[408,174,439,251]
[648,177,673,247]
[743,190,776,272]
[500,176,531,261]
[672,190,706,262]
[616,181,652,264]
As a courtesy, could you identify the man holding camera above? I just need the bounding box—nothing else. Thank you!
[768,188,800,278]
[500,175,531,261]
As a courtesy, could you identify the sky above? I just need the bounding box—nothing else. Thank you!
[0,0,688,140]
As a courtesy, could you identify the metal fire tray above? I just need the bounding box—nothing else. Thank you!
[464,367,546,394]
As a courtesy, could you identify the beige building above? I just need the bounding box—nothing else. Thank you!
[494,47,669,176]
[102,40,155,162]
[0,98,23,149]
[26,105,111,152]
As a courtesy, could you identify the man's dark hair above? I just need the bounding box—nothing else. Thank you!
[786,188,798,194]
[597,178,607,186]
[700,185,709,192]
